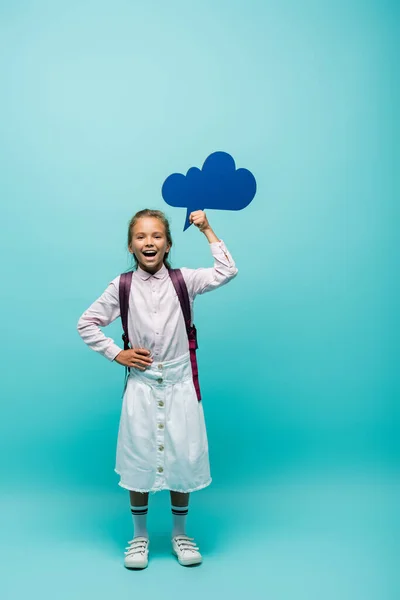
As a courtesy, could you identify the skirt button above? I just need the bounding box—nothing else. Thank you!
[159,445,164,451]
[157,378,163,384]
[158,423,164,429]
[158,401,164,407]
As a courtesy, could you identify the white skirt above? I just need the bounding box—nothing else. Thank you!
[115,351,211,493]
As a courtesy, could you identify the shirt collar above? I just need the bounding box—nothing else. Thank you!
[136,263,169,281]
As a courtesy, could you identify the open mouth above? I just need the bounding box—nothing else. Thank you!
[142,250,157,260]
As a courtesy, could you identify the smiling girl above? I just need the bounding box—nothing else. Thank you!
[77,208,238,569]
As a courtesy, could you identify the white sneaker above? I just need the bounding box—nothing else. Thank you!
[172,535,202,566]
[124,536,149,569]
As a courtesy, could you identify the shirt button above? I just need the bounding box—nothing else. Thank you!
[158,423,164,429]
[157,378,163,384]
[159,445,164,451]
[158,364,163,370]
[158,401,164,407]
[157,466,164,473]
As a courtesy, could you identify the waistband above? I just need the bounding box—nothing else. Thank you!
[128,351,192,386]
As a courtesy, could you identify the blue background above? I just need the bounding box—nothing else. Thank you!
[0,1,397,599]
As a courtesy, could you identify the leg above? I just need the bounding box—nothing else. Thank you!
[170,491,189,537]
[170,491,190,508]
[170,491,202,566]
[129,491,149,539]
[130,491,149,507]
[124,491,150,569]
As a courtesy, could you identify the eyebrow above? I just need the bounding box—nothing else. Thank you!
[134,231,164,235]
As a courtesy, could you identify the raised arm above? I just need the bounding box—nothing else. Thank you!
[182,210,238,297]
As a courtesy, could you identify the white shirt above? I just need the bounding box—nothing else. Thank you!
[77,240,238,363]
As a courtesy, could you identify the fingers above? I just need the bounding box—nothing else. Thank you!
[129,348,153,370]
[126,359,149,371]
[116,349,153,370]
[190,210,205,220]
[132,358,152,368]
[132,363,147,371]
[135,347,151,356]
[190,211,208,229]
[133,349,152,362]
[134,355,153,365]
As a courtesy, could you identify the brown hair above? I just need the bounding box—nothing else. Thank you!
[128,209,173,269]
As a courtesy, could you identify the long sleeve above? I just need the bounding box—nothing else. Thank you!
[77,277,123,361]
[181,239,238,298]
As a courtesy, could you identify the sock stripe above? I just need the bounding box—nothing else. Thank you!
[131,507,148,515]
[171,505,188,537]
[130,505,149,539]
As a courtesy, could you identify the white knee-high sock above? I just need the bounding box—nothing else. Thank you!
[171,504,188,537]
[131,504,149,539]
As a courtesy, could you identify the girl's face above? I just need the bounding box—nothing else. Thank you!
[129,217,171,273]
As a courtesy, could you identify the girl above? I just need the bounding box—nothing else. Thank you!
[77,209,238,569]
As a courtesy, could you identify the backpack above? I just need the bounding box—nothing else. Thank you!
[119,269,201,402]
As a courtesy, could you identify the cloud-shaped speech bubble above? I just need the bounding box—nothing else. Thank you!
[162,151,257,231]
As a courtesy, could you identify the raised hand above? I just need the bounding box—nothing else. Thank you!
[189,210,210,232]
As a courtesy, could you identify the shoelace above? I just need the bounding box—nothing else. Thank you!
[125,538,148,556]
[174,536,200,554]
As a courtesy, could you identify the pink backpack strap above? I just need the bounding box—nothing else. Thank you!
[168,269,202,402]
[119,271,133,388]
[119,271,133,349]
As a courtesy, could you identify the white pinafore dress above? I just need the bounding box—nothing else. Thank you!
[115,351,211,493]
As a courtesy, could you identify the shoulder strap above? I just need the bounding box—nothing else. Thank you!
[119,271,133,350]
[169,268,201,402]
[168,268,191,329]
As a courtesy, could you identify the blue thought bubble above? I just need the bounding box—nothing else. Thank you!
[162,151,257,231]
